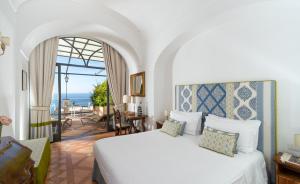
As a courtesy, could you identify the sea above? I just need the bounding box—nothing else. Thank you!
[50,93,92,113]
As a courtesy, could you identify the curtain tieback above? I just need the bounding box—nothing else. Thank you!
[31,106,50,111]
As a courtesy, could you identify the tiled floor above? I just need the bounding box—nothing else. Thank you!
[61,117,107,140]
[46,132,115,184]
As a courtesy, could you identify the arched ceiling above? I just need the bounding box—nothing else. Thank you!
[5,0,295,77]
[7,0,273,64]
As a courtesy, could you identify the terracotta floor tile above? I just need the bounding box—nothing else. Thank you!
[46,132,115,184]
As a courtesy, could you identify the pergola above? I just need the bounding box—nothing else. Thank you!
[56,37,107,77]
[56,37,108,98]
[54,37,110,141]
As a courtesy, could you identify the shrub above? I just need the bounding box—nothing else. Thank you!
[91,81,114,107]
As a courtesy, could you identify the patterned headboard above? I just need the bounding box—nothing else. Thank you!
[175,80,277,181]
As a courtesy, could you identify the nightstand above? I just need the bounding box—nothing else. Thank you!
[156,120,165,129]
[274,153,300,184]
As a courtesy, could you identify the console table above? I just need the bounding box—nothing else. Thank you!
[125,112,147,133]
[0,136,35,184]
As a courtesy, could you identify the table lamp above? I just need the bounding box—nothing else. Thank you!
[123,95,131,111]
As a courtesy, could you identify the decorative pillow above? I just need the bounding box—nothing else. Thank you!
[160,120,181,137]
[169,118,186,136]
[205,115,261,153]
[199,127,239,157]
[170,111,202,135]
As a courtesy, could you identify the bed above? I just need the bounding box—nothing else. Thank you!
[93,80,277,184]
[94,130,267,184]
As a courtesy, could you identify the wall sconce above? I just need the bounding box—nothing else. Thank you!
[0,33,10,56]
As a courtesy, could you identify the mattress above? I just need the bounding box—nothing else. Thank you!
[94,130,268,184]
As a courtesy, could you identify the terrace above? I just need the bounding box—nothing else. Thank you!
[50,37,113,141]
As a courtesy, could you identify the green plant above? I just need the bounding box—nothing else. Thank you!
[91,81,114,107]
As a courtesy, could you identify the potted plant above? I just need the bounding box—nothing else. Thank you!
[0,116,12,137]
[91,81,114,117]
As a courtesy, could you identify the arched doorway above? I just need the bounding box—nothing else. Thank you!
[51,37,113,141]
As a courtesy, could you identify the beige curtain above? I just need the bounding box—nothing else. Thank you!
[29,37,58,141]
[102,42,127,111]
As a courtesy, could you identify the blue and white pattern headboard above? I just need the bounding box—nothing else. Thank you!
[175,80,277,181]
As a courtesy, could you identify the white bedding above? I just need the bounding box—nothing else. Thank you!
[94,130,268,184]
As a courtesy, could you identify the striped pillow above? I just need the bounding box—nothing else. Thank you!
[199,127,239,157]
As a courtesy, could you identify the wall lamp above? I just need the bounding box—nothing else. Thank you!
[0,33,10,56]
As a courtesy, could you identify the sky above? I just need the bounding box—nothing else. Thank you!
[53,56,107,94]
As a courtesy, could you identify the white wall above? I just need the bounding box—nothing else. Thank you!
[0,9,16,137]
[172,3,300,152]
[1,0,300,146]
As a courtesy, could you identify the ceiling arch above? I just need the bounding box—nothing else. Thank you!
[14,0,145,73]
[20,21,140,73]
[150,0,284,118]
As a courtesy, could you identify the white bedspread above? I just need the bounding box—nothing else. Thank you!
[94,130,268,184]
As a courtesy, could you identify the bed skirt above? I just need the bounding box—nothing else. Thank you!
[92,159,107,184]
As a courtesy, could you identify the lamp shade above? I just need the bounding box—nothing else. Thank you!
[164,110,169,117]
[295,134,300,148]
[123,95,130,103]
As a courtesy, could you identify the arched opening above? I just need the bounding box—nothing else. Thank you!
[50,37,117,141]
[27,35,130,142]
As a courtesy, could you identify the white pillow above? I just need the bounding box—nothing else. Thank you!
[170,111,202,135]
[205,115,261,153]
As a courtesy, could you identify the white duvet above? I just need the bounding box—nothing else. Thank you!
[94,130,268,184]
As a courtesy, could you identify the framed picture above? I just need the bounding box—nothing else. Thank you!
[22,70,27,91]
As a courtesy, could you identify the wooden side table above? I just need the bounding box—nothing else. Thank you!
[274,153,300,184]
[156,120,165,129]
[124,111,148,132]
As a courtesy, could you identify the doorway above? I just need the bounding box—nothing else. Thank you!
[50,37,113,142]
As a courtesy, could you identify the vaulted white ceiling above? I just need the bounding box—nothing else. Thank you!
[2,0,292,70]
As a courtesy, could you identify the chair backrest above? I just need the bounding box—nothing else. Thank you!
[114,104,125,112]
[113,108,122,127]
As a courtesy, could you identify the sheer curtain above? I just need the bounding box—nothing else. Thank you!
[102,42,127,111]
[29,37,58,141]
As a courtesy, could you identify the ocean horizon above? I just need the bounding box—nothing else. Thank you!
[51,93,92,113]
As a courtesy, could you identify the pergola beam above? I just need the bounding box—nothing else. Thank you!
[55,72,106,77]
[58,45,103,54]
[56,63,105,70]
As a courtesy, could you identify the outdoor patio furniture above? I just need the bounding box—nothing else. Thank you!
[80,113,105,127]
[62,118,73,130]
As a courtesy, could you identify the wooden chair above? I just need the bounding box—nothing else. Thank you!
[113,108,131,135]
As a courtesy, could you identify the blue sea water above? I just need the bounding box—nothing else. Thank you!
[50,93,92,113]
